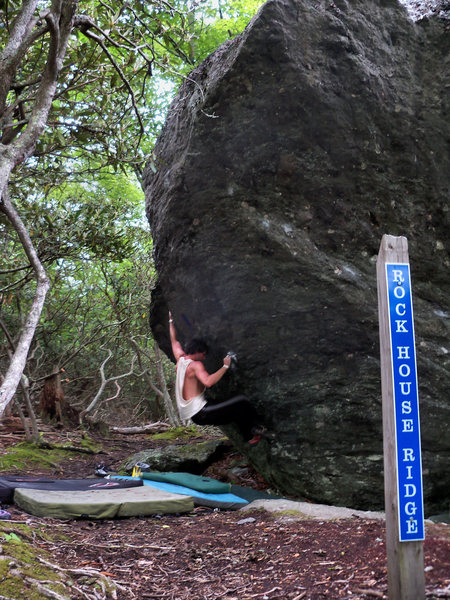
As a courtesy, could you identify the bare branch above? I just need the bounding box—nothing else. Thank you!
[128,5,192,65]
[0,2,78,415]
[0,263,32,275]
[0,316,16,352]
[80,350,145,421]
[103,380,121,403]
[58,319,127,370]
[76,22,145,146]
[90,380,121,420]
[111,422,171,434]
[7,0,78,164]
[153,341,181,426]
[0,0,41,112]
[0,271,34,294]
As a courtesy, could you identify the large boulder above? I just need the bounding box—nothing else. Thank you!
[143,0,449,512]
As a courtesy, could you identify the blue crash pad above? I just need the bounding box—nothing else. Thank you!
[112,476,248,510]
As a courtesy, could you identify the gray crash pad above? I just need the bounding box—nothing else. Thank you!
[14,485,194,519]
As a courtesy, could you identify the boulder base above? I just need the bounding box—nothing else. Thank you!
[122,440,229,474]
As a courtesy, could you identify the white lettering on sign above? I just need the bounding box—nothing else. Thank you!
[407,520,419,535]
[396,320,408,333]
[400,382,412,396]
[396,303,406,316]
[397,346,410,360]
[386,263,424,541]
[392,270,405,284]
[405,501,417,515]
[399,364,411,377]
[394,286,406,299]
[403,448,415,462]
[404,483,416,497]
[401,399,412,413]
[402,419,414,432]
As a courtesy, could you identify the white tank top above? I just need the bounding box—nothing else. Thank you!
[175,356,207,421]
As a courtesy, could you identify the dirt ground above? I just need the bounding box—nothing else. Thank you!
[0,423,449,600]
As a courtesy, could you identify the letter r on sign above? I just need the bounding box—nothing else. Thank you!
[392,270,405,284]
[403,448,415,462]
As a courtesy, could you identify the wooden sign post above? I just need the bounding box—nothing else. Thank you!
[377,235,425,600]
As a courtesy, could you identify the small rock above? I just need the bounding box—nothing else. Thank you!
[237,517,257,525]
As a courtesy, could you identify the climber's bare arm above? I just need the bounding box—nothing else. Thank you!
[190,355,231,388]
[169,313,184,361]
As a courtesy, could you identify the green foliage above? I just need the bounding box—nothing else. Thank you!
[0,0,263,425]
[2,0,264,193]
[193,0,264,61]
[3,0,195,189]
[0,172,163,422]
[14,175,144,266]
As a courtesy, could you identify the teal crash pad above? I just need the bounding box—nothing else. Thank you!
[141,471,231,493]
[113,475,247,510]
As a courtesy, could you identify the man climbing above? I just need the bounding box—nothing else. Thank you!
[169,313,264,445]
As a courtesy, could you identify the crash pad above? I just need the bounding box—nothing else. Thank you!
[141,472,231,494]
[14,485,194,519]
[113,476,247,510]
[0,475,142,505]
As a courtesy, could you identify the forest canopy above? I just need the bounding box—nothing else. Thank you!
[0,0,264,432]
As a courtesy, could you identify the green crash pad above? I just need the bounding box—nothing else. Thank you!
[141,472,231,494]
[14,485,194,519]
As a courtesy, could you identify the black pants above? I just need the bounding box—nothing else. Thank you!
[191,395,259,441]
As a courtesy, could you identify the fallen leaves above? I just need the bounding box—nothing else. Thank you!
[2,429,448,600]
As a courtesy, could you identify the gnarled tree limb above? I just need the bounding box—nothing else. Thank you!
[0,0,79,419]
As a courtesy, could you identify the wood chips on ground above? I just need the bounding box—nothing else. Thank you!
[1,424,449,600]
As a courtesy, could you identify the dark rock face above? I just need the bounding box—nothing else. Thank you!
[143,0,449,512]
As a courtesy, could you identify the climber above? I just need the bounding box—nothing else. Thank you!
[169,312,264,445]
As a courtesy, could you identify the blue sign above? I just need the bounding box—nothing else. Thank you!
[386,263,425,542]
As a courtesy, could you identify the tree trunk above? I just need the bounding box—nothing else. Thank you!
[154,343,181,426]
[0,315,40,440]
[20,375,40,442]
[39,369,65,423]
[14,397,33,441]
[0,0,78,418]
[0,192,50,418]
